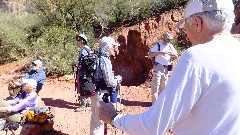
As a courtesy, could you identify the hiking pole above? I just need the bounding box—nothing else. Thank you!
[72,66,79,102]
[115,87,118,112]
[72,66,77,92]
[117,82,124,135]
[116,96,118,112]
[104,123,108,135]
[114,83,123,135]
[118,82,122,113]
[115,82,121,112]
[72,66,77,101]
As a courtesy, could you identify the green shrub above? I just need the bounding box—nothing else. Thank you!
[0,11,41,64]
[173,29,192,53]
[28,0,187,29]
[30,26,96,75]
[95,0,188,27]
[1,0,189,76]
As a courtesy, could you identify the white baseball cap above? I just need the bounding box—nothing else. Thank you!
[99,36,120,48]
[175,0,234,29]
[22,78,37,88]
[33,60,43,66]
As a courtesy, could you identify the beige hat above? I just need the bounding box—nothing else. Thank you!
[175,0,234,29]
[99,36,120,48]
[163,32,173,40]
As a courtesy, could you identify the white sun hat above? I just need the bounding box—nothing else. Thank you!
[78,34,88,42]
[22,78,37,88]
[99,36,120,48]
[175,0,234,29]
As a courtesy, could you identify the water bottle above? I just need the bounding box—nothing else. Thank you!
[110,91,117,103]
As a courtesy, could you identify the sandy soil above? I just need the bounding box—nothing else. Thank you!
[0,60,171,135]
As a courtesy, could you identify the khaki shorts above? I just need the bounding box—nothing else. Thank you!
[0,100,21,122]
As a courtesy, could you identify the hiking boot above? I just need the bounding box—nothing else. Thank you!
[74,106,86,112]
[4,121,19,131]
[5,96,14,100]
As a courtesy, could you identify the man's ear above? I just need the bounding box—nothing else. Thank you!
[194,16,203,32]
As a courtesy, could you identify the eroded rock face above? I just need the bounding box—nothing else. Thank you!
[232,1,240,34]
[111,9,183,86]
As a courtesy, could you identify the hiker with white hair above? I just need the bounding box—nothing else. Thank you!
[98,0,240,134]
[0,79,38,127]
[148,32,178,104]
[71,33,91,112]
[90,36,122,135]
[8,60,46,99]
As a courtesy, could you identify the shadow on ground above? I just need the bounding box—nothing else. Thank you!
[41,98,79,110]
[120,98,151,107]
[41,130,70,135]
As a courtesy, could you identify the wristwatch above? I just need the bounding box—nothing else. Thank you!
[110,113,118,127]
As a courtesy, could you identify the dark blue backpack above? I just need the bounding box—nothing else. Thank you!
[75,50,98,97]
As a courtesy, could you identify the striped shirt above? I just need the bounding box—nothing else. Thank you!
[95,49,118,88]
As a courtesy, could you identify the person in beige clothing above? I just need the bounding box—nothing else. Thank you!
[148,33,178,104]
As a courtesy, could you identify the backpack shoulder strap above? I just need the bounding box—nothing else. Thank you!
[79,47,91,64]
[169,44,175,52]
[82,47,91,55]
[157,42,161,51]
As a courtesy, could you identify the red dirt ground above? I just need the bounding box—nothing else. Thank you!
[0,60,171,135]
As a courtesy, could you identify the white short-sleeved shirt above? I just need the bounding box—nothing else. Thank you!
[151,42,177,65]
[113,34,240,135]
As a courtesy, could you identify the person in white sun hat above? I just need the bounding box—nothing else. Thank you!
[0,79,38,124]
[89,36,122,135]
[98,0,240,134]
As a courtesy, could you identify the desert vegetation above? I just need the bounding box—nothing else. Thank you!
[3,0,239,76]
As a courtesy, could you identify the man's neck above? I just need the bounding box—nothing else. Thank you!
[213,30,231,37]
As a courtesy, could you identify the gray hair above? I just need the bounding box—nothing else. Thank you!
[100,46,109,52]
[186,10,235,33]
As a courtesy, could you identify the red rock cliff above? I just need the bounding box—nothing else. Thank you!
[111,9,183,86]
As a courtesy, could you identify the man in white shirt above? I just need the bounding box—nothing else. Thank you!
[98,0,240,135]
[148,32,178,103]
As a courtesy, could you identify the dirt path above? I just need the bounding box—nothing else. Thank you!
[0,61,171,135]
[0,75,152,134]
